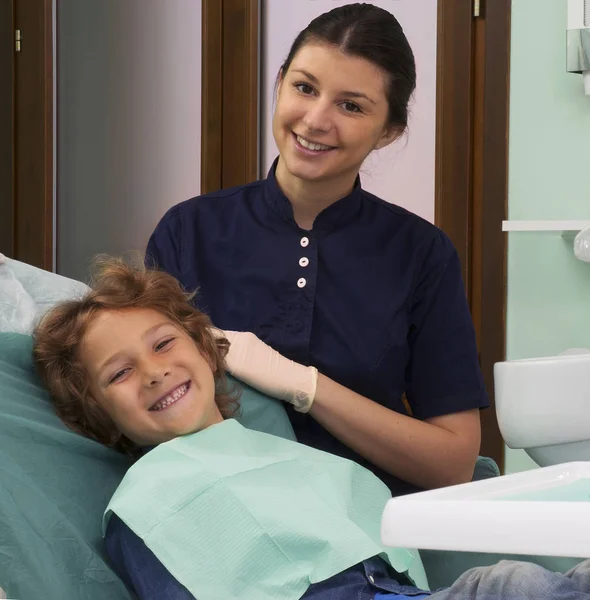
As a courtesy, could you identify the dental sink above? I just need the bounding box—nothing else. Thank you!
[381,461,590,557]
[494,350,590,467]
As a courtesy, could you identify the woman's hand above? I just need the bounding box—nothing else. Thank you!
[219,330,318,413]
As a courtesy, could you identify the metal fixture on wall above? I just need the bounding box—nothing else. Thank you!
[567,0,590,95]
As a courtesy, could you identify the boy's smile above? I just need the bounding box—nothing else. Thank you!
[148,380,191,412]
[79,307,223,446]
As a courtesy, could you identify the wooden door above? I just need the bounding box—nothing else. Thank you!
[436,0,511,467]
[0,0,53,270]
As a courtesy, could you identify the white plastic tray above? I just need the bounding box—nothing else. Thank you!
[381,462,590,557]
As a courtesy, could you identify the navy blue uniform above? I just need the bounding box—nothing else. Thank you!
[146,159,489,497]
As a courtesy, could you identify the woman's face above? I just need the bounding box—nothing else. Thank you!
[272,43,399,187]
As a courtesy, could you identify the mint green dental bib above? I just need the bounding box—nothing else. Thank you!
[104,420,427,600]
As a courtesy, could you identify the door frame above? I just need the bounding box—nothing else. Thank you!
[436,0,511,466]
[473,0,511,469]
[0,0,14,256]
[201,0,260,192]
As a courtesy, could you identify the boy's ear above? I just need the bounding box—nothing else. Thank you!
[201,345,220,376]
[206,328,229,376]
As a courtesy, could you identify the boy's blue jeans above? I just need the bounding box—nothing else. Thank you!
[303,556,590,600]
[429,559,590,600]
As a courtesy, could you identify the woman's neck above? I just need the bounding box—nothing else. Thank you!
[275,159,356,230]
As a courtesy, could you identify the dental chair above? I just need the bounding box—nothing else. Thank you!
[0,256,570,597]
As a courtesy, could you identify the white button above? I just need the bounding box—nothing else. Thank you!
[368,575,375,584]
[299,257,309,267]
[297,278,307,289]
[300,237,309,248]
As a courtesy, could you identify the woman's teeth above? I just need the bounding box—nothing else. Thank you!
[296,135,332,151]
[150,383,189,411]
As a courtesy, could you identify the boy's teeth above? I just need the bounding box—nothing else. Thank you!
[151,383,188,411]
[297,135,332,151]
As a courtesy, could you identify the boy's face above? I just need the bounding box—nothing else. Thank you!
[79,308,223,446]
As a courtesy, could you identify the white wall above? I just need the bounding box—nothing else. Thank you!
[56,0,202,281]
[261,0,438,222]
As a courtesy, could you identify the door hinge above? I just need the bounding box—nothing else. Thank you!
[15,29,21,52]
[474,0,482,18]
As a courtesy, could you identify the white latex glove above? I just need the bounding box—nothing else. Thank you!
[217,330,318,413]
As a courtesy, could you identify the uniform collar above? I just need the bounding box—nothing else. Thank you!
[263,157,363,232]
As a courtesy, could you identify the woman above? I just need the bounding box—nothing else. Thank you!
[147,3,488,496]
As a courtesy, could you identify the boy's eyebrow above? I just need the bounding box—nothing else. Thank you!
[98,322,173,376]
[290,69,377,104]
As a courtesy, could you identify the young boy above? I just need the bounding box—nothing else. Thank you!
[33,258,590,600]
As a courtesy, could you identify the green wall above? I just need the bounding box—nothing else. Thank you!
[505,0,590,473]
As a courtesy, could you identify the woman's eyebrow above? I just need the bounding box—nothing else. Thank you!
[290,69,376,104]
[292,68,320,84]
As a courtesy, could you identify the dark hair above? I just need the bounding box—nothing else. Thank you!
[33,256,239,457]
[279,3,416,132]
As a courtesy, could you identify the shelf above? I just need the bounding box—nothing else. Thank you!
[502,220,590,261]
[502,220,590,232]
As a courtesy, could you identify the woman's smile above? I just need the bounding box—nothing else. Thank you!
[293,132,337,157]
